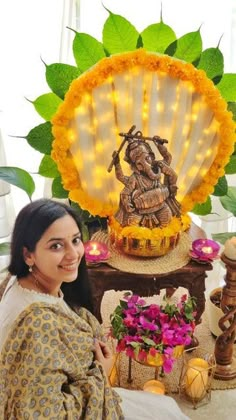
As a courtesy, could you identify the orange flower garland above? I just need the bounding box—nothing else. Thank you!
[109,214,191,241]
[51,49,236,218]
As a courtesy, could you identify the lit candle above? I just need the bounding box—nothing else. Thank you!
[192,239,220,259]
[84,241,110,263]
[185,358,209,400]
[89,243,101,256]
[201,246,213,254]
[143,379,165,395]
[224,237,236,261]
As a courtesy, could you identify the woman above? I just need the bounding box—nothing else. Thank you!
[0,198,189,419]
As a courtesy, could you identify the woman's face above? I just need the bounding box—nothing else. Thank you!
[25,214,84,291]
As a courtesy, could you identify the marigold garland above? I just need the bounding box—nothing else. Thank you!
[109,214,191,241]
[51,49,236,217]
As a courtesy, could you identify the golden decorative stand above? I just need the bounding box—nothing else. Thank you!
[214,253,236,380]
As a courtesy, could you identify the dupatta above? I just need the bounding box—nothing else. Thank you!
[0,302,123,419]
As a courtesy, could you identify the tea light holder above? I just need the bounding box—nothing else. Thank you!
[84,241,110,264]
[179,348,216,409]
[143,379,165,395]
[190,239,220,263]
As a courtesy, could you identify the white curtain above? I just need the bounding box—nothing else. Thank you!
[0,0,80,224]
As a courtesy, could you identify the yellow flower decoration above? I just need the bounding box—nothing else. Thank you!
[51,49,235,217]
[109,214,191,241]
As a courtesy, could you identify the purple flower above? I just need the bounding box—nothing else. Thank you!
[139,315,158,331]
[123,313,138,328]
[110,292,196,374]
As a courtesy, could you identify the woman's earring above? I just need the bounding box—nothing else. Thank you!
[28,265,33,273]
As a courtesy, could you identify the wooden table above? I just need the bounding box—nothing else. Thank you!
[88,225,212,324]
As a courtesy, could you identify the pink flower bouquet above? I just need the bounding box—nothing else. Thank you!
[110,292,196,373]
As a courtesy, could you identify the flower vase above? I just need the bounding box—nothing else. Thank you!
[128,345,184,383]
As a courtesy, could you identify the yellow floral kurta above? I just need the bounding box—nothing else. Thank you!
[0,302,123,419]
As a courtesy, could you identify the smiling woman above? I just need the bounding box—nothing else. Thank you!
[0,198,189,419]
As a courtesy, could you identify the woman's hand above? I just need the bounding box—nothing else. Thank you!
[94,339,114,377]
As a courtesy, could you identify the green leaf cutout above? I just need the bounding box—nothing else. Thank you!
[197,48,224,81]
[30,93,63,121]
[73,33,106,72]
[228,102,236,122]
[52,176,69,198]
[217,74,236,102]
[220,187,236,216]
[0,167,35,199]
[225,155,236,174]
[102,11,139,54]
[141,22,176,54]
[212,176,228,196]
[26,122,54,155]
[212,232,236,244]
[38,155,60,178]
[173,30,202,63]
[191,196,212,215]
[0,242,10,256]
[46,63,80,99]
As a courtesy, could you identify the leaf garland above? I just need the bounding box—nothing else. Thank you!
[141,21,176,53]
[102,10,140,53]
[73,32,106,72]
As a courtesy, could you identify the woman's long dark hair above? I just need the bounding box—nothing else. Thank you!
[8,198,94,314]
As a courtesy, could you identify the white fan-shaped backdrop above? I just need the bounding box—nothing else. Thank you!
[70,66,219,208]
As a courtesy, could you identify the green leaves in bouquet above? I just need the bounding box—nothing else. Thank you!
[110,298,128,341]
[164,296,196,322]
[182,297,197,321]
[0,167,35,200]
